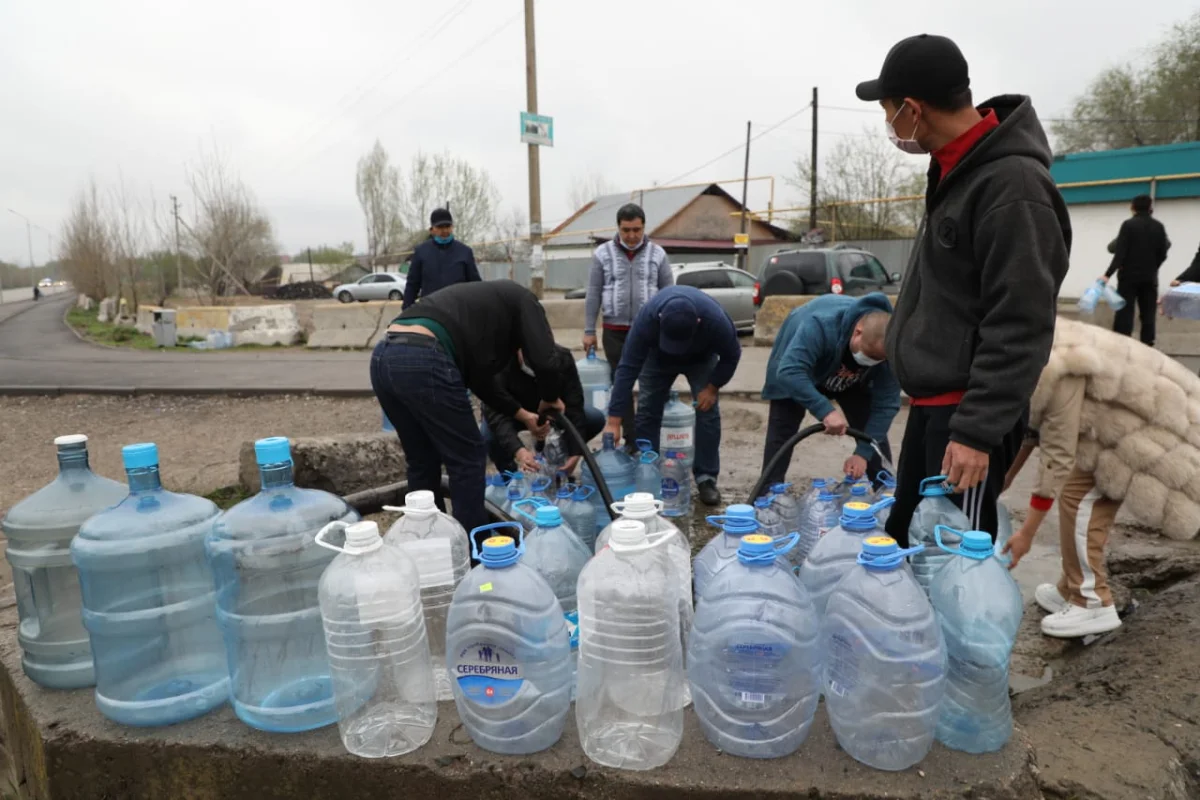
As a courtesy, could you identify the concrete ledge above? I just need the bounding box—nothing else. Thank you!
[238,432,406,495]
[541,298,596,332]
[307,303,389,349]
[753,295,816,345]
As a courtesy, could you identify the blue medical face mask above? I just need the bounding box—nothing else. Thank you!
[433,234,454,245]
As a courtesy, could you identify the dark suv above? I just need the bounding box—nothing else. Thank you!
[754,246,901,305]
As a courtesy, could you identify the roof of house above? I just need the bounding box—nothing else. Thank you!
[279,262,363,284]
[1050,142,1200,205]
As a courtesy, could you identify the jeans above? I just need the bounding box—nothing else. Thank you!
[634,351,721,484]
[370,335,489,534]
[602,327,635,445]
[481,406,607,474]
[1113,278,1158,346]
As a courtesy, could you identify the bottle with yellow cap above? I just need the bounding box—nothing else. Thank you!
[800,497,896,617]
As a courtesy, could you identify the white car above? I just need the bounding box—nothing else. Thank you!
[38,278,53,287]
[333,272,407,303]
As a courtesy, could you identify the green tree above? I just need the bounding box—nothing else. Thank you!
[292,243,355,264]
[1053,11,1200,152]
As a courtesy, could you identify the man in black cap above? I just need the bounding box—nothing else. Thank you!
[856,34,1071,544]
[402,207,481,309]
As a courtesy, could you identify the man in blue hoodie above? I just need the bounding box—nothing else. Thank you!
[605,285,742,506]
[402,207,481,309]
[761,293,900,487]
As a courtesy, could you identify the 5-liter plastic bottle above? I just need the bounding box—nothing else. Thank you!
[581,433,636,534]
[2,434,128,688]
[842,483,871,512]
[769,483,802,534]
[576,519,685,770]
[634,440,663,499]
[382,490,470,702]
[908,476,970,596]
[693,508,764,600]
[929,527,1023,754]
[994,504,1014,567]
[72,443,227,726]
[660,391,696,465]
[512,500,592,614]
[501,471,528,517]
[800,498,896,618]
[316,519,436,758]
[792,484,840,571]
[754,495,786,540]
[659,451,693,524]
[206,437,359,733]
[576,347,612,412]
[530,475,553,502]
[446,524,571,754]
[688,533,821,759]
[556,485,598,551]
[485,473,510,510]
[822,536,947,771]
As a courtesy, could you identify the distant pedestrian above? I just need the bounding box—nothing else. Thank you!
[1103,194,1170,346]
[605,285,741,507]
[582,203,673,448]
[1170,240,1200,286]
[375,280,566,533]
[32,285,40,301]
[855,33,1071,544]
[401,207,481,309]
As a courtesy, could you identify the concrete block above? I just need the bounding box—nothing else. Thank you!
[75,294,93,310]
[97,297,116,323]
[228,304,302,346]
[367,301,405,346]
[541,298,597,332]
[753,295,816,345]
[174,307,232,341]
[134,305,163,335]
[238,432,405,496]
[307,303,386,349]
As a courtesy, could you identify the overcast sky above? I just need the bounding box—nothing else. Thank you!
[1,0,1195,263]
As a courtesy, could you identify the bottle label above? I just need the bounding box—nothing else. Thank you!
[663,427,695,450]
[453,642,523,706]
[727,641,785,707]
[661,478,680,499]
[564,610,579,652]
[399,539,454,588]
[591,389,609,410]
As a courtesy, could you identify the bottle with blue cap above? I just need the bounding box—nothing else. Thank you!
[842,482,872,513]
[445,523,571,754]
[822,535,947,771]
[660,390,696,465]
[315,519,435,757]
[577,519,685,770]
[687,532,821,759]
[206,436,359,733]
[753,494,787,541]
[768,482,802,534]
[873,471,898,527]
[501,471,529,517]
[484,473,510,510]
[512,499,592,614]
[381,490,470,702]
[576,346,612,411]
[929,526,1023,754]
[792,482,841,571]
[692,506,776,600]
[634,439,663,499]
[581,433,637,536]
[529,474,553,501]
[800,497,896,617]
[555,484,598,551]
[1,434,128,689]
[71,442,227,726]
[908,476,970,596]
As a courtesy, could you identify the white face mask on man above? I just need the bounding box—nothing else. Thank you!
[887,101,927,155]
[853,349,883,367]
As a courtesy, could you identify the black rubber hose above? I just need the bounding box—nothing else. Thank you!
[545,409,617,520]
[747,425,879,503]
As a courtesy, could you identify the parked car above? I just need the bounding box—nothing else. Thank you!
[672,262,758,334]
[333,272,407,303]
[38,278,53,287]
[754,246,901,305]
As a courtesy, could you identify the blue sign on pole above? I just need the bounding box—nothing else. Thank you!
[520,112,554,147]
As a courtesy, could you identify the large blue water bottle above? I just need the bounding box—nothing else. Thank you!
[930,526,1023,753]
[693,507,762,600]
[72,443,228,726]
[909,476,969,596]
[660,390,696,464]
[206,437,359,732]
[800,498,895,617]
[581,433,636,534]
[688,532,821,759]
[634,440,663,499]
[822,536,947,771]
[445,524,571,754]
[1,435,128,689]
[576,347,612,412]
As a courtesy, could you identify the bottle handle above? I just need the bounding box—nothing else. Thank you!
[867,496,896,514]
[876,470,895,485]
[774,532,801,556]
[856,542,924,568]
[635,438,653,453]
[469,521,524,561]
[511,497,545,523]
[919,475,954,495]
[612,498,665,516]
[314,520,350,554]
[933,524,967,556]
[575,485,595,501]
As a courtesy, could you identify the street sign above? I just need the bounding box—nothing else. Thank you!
[520,112,554,147]
[733,233,750,249]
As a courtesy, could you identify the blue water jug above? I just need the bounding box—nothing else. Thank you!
[908,476,970,596]
[688,532,821,759]
[792,485,840,571]
[485,473,509,510]
[446,524,571,754]
[660,390,696,465]
[693,508,763,600]
[800,498,895,617]
[1,435,128,689]
[512,500,592,613]
[581,433,636,533]
[576,347,612,412]
[634,440,663,499]
[206,437,359,732]
[930,526,1024,754]
[72,443,228,726]
[822,536,947,771]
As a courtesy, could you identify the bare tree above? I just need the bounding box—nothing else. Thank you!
[567,172,617,212]
[355,140,403,269]
[60,179,118,301]
[478,207,530,280]
[108,176,150,313]
[398,151,500,245]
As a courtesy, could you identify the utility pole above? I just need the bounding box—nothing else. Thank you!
[170,195,183,295]
[809,87,819,235]
[307,247,315,284]
[7,209,35,302]
[738,121,752,272]
[524,0,544,299]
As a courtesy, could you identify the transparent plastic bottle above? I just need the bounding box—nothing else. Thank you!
[659,451,693,524]
[800,498,895,618]
[576,347,612,411]
[557,485,598,551]
[446,524,571,754]
[72,443,227,726]
[576,519,685,770]
[754,495,786,540]
[1,434,128,688]
[688,533,821,759]
[206,437,359,732]
[768,482,802,534]
[512,502,592,614]
[581,433,636,535]
[382,490,471,703]
[929,527,1023,754]
[634,440,663,499]
[484,473,510,510]
[822,536,947,771]
[693,507,769,601]
[530,475,553,502]
[316,519,436,758]
[842,483,871,513]
[501,471,528,518]
[792,485,840,571]
[660,390,696,465]
[908,476,970,596]
[1078,279,1103,313]
[510,496,549,533]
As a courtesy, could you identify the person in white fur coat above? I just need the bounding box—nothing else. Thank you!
[1000,318,1200,637]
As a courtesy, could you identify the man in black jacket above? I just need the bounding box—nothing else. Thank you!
[480,346,606,475]
[373,280,565,533]
[856,34,1071,544]
[1171,242,1200,286]
[1103,194,1171,346]
[401,207,481,309]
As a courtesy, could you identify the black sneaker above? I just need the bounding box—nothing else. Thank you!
[697,481,722,507]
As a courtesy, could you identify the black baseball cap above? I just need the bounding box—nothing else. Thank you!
[430,207,453,227]
[855,34,970,104]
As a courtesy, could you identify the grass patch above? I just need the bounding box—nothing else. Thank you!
[204,484,253,509]
[65,306,159,349]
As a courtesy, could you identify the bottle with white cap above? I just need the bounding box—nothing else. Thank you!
[1,434,127,688]
[576,518,685,770]
[72,442,228,726]
[382,491,470,702]
[316,519,436,757]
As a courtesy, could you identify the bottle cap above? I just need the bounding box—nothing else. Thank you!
[54,434,88,447]
[480,535,520,567]
[255,437,291,466]
[608,519,647,547]
[738,533,774,557]
[344,520,382,554]
[726,503,755,519]
[122,442,158,470]
[612,492,660,518]
[960,530,994,557]
[770,482,792,494]
[754,495,774,509]
[534,505,563,527]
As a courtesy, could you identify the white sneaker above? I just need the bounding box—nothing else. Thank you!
[1040,604,1121,639]
[1034,583,1068,614]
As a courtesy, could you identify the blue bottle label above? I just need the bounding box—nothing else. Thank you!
[453,642,523,706]
[662,479,680,499]
[564,610,579,652]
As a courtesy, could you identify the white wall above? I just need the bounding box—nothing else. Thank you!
[1060,197,1200,300]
